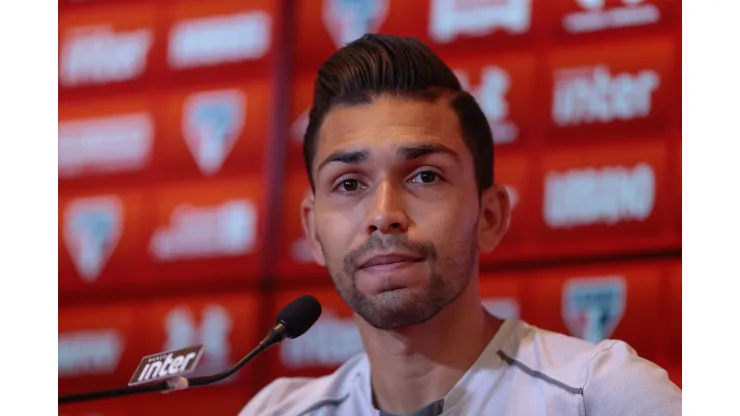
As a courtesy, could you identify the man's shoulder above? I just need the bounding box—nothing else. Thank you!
[500,320,612,389]
[237,353,367,416]
[501,321,681,415]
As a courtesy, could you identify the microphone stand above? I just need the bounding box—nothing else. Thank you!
[58,324,286,405]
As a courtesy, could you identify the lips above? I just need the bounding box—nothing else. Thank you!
[359,253,423,269]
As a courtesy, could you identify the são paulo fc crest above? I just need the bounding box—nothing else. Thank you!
[323,0,389,49]
[63,196,123,282]
[562,276,626,344]
[182,89,247,176]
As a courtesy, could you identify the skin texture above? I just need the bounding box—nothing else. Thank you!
[301,94,511,416]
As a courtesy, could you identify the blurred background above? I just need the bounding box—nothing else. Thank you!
[58,0,682,414]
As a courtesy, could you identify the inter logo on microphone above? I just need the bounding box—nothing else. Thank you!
[128,345,204,386]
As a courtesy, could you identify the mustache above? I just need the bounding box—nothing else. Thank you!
[343,234,437,273]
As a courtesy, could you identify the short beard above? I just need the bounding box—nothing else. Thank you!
[326,230,478,330]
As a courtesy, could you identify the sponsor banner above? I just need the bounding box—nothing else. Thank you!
[293,0,535,72]
[59,191,148,294]
[58,305,140,396]
[535,139,670,257]
[268,288,362,380]
[58,95,155,184]
[426,0,535,52]
[148,177,265,283]
[667,261,681,363]
[286,72,315,175]
[163,0,277,83]
[546,36,675,141]
[523,262,662,361]
[444,51,537,148]
[481,152,535,264]
[479,275,525,321]
[275,173,329,282]
[139,294,263,393]
[546,0,678,38]
[59,3,160,98]
[158,81,271,180]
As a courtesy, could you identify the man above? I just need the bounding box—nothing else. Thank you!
[239,34,681,416]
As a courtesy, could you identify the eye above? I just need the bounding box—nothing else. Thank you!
[335,178,363,193]
[410,171,440,184]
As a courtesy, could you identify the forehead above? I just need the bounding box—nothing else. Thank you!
[315,95,466,160]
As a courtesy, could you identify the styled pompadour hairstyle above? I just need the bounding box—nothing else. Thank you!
[303,34,494,194]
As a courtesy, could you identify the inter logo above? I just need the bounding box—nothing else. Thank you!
[128,345,204,386]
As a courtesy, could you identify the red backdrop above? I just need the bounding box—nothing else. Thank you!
[58,0,682,414]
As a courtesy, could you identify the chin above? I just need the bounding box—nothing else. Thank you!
[354,289,444,330]
[360,308,442,331]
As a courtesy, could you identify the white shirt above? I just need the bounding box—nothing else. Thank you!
[238,319,681,416]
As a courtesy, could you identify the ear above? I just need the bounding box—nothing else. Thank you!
[477,184,511,253]
[300,191,326,267]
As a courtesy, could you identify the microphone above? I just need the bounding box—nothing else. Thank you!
[58,295,322,405]
[188,294,321,387]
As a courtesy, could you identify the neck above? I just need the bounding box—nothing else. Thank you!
[356,280,501,416]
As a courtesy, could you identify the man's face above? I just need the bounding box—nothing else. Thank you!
[301,95,507,330]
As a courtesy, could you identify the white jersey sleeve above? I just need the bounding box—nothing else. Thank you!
[582,340,682,415]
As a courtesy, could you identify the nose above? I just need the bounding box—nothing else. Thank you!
[366,180,409,235]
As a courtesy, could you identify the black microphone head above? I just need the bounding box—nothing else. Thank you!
[275,295,322,339]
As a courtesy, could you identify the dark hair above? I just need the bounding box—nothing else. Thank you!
[303,34,494,194]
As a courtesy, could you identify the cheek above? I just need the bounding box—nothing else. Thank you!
[412,198,477,239]
[316,214,360,260]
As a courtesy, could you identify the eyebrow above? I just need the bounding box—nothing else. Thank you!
[317,149,370,172]
[317,143,460,173]
[399,143,460,161]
